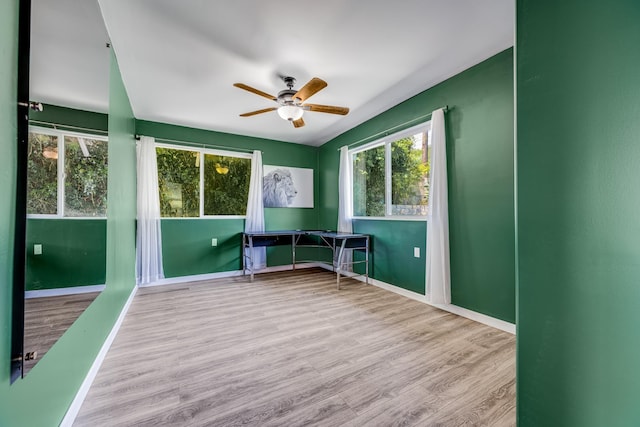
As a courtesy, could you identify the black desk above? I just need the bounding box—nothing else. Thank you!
[242,230,370,289]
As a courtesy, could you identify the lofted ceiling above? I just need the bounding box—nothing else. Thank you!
[30,0,514,146]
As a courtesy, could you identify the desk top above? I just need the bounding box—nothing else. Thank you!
[244,230,368,239]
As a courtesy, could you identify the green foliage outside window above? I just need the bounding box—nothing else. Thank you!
[156,147,200,217]
[64,137,108,217]
[391,134,429,215]
[156,147,251,217]
[27,131,109,217]
[27,133,58,215]
[353,145,385,216]
[204,154,250,215]
[352,130,430,217]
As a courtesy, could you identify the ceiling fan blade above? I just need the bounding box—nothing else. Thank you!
[233,83,277,101]
[239,107,277,117]
[292,77,327,102]
[304,103,350,115]
[292,118,305,128]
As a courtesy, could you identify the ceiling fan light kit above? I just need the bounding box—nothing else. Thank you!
[277,105,304,121]
[234,76,349,128]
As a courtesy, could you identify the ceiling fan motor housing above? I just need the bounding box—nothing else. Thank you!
[277,89,300,106]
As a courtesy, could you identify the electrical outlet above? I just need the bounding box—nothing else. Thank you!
[413,247,420,258]
[34,244,42,255]
[211,238,218,247]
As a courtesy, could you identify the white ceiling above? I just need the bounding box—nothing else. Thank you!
[30,0,514,146]
[30,0,111,114]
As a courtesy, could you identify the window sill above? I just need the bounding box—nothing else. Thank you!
[352,216,427,222]
[27,215,107,220]
[160,216,246,220]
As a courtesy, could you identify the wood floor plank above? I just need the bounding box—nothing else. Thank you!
[343,383,444,427]
[23,292,100,375]
[74,268,515,426]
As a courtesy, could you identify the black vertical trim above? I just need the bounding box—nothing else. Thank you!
[10,0,31,384]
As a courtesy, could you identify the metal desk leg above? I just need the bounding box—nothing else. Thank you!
[336,239,347,290]
[292,234,296,271]
[249,236,255,282]
[365,236,369,285]
[242,234,246,276]
[332,238,336,272]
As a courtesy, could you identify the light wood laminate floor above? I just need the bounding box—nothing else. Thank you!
[24,292,100,375]
[74,268,515,426]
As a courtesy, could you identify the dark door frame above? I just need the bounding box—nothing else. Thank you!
[11,0,31,384]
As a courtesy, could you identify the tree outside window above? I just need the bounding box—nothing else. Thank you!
[203,154,250,216]
[156,146,251,218]
[353,145,385,216]
[156,147,200,217]
[64,136,108,217]
[391,132,430,216]
[27,132,58,215]
[352,124,430,218]
[27,129,108,217]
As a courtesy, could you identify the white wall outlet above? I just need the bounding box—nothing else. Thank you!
[34,244,42,255]
[211,238,218,247]
[413,247,420,258]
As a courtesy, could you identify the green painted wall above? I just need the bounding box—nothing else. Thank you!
[30,103,108,132]
[319,49,515,322]
[26,219,106,290]
[161,219,244,277]
[104,49,136,293]
[136,120,320,275]
[0,0,20,423]
[25,106,109,291]
[353,220,427,294]
[0,47,137,426]
[517,1,640,425]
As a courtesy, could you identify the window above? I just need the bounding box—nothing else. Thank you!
[203,154,250,215]
[156,147,200,217]
[352,123,430,218]
[156,145,251,218]
[353,145,386,216]
[27,128,108,217]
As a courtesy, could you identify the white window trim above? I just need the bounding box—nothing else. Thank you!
[155,142,252,219]
[27,126,108,220]
[351,216,428,222]
[160,216,247,220]
[349,121,431,220]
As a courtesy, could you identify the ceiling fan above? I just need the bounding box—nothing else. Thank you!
[233,76,349,128]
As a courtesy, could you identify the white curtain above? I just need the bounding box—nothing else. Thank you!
[136,136,165,285]
[426,108,451,304]
[244,150,266,269]
[337,146,353,270]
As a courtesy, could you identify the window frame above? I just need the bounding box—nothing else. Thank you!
[27,126,109,220]
[349,121,431,221]
[155,142,253,219]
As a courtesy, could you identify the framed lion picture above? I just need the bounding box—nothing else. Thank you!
[263,165,314,208]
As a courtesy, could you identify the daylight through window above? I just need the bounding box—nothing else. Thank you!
[27,128,108,217]
[156,145,251,218]
[352,122,430,218]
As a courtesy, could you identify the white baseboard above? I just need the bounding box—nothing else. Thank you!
[60,285,138,427]
[139,262,323,287]
[316,262,515,335]
[25,284,106,299]
[424,300,515,334]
